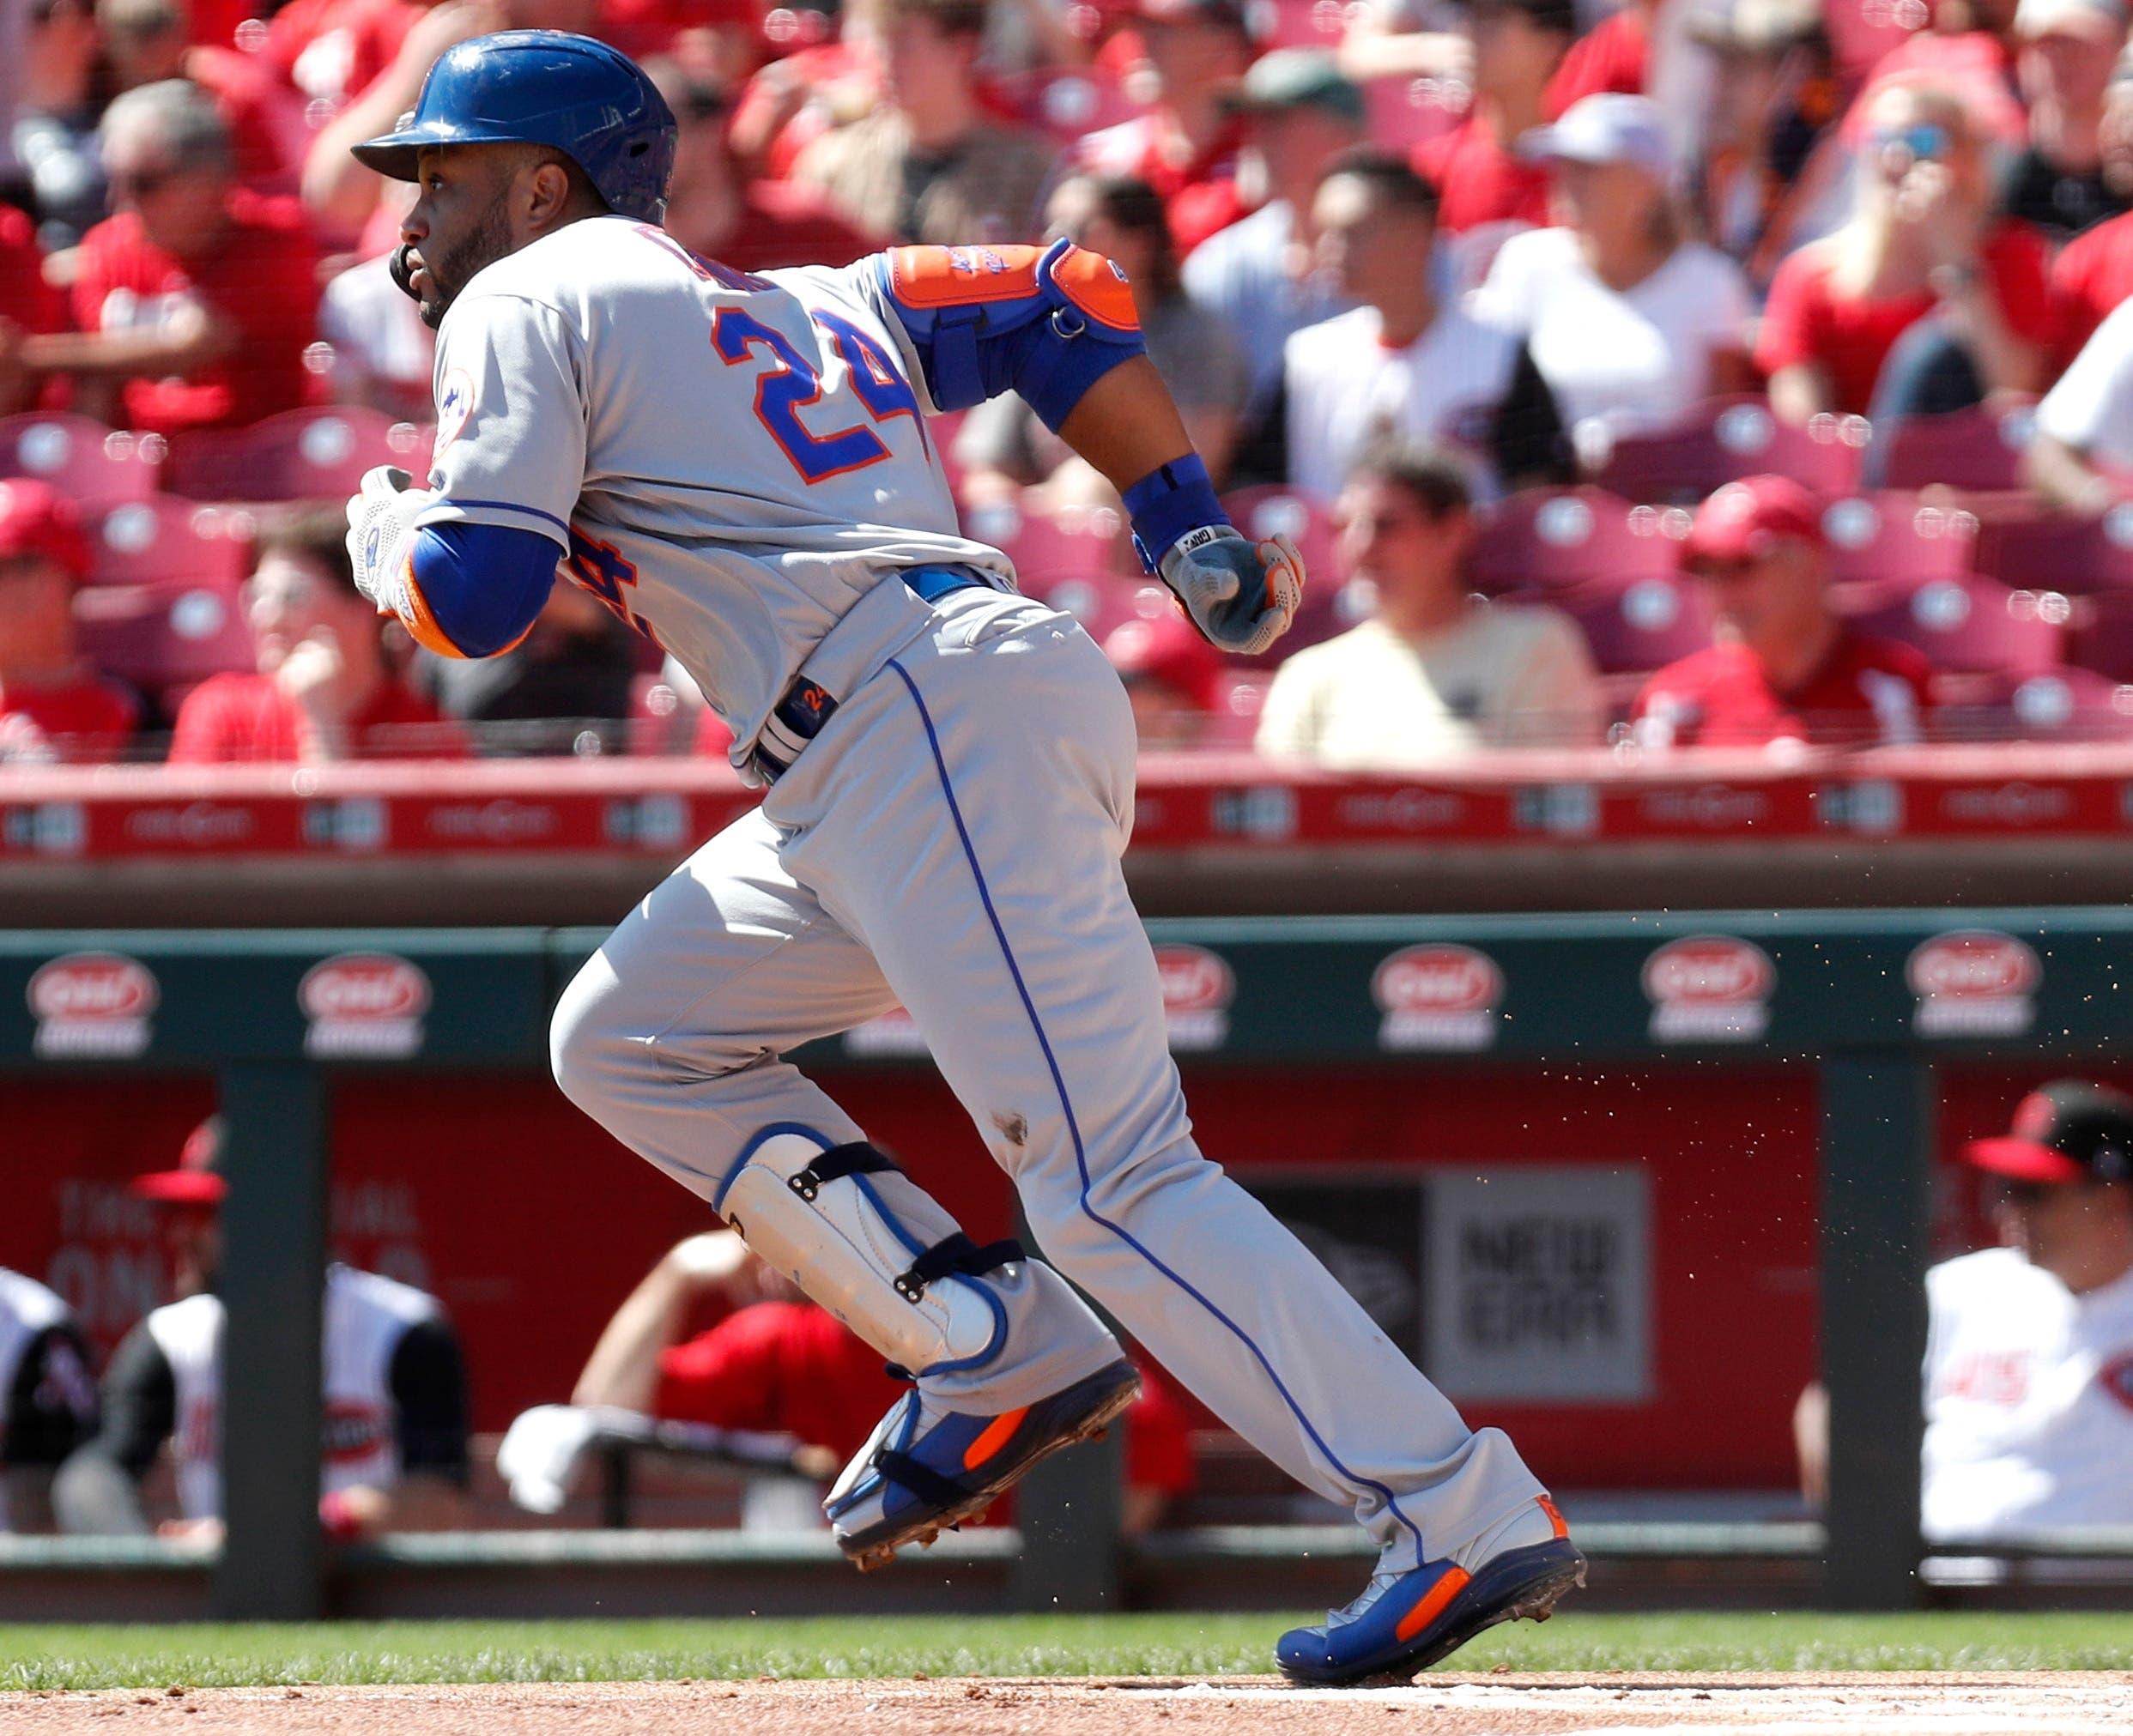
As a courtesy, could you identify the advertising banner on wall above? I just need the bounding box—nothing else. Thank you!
[1425,1166,1651,1404]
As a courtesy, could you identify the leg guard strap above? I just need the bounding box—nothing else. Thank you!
[894,1235,1028,1304]
[789,1142,900,1201]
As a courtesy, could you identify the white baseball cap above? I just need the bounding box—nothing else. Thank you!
[2015,0,2127,39]
[1519,93,1675,179]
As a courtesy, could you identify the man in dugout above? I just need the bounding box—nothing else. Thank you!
[54,1116,471,1543]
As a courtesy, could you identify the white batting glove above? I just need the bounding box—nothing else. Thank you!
[1157,526,1305,656]
[343,464,433,620]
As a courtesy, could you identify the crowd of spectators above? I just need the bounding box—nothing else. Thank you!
[5,0,2133,765]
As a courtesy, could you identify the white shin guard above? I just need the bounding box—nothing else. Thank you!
[717,1132,1016,1377]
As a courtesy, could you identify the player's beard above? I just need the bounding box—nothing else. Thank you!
[407,188,517,330]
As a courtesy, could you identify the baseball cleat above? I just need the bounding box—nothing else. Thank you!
[826,1358,1142,1571]
[1276,1497,1586,1686]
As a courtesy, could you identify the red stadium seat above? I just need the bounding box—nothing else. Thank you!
[1468,488,1682,593]
[164,407,436,503]
[1590,396,1868,503]
[82,496,254,588]
[1006,66,1144,143]
[1871,401,2038,493]
[0,414,163,510]
[1840,573,2066,674]
[1504,575,1713,674]
[1969,500,2133,597]
[967,498,1131,587]
[2066,591,2133,682]
[1818,492,1978,586]
[1222,485,1339,583]
[73,575,252,688]
[1933,664,2133,740]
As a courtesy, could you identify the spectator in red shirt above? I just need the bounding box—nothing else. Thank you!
[27,81,322,437]
[0,480,138,763]
[0,204,70,415]
[1543,0,1650,116]
[1074,0,1255,257]
[169,509,465,762]
[2045,74,2133,364]
[645,62,874,271]
[1415,0,1570,241]
[1757,80,2051,429]
[573,1230,1195,1533]
[1634,475,1932,747]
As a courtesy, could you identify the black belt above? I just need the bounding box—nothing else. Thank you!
[750,566,991,783]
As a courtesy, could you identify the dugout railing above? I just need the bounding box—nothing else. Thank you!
[4,910,2132,1619]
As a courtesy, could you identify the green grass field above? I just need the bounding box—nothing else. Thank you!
[4,1613,2133,1691]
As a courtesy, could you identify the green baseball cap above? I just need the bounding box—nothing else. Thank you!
[1225,50,1366,128]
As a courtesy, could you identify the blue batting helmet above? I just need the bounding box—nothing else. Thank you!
[352,31,677,224]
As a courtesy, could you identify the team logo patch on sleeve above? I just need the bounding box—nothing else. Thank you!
[435,368,475,451]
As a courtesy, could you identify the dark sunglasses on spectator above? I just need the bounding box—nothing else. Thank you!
[1875,122,1950,161]
[112,164,179,198]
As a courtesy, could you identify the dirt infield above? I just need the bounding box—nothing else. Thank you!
[4,1673,2131,1733]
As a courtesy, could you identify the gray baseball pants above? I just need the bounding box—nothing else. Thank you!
[550,587,1543,1572]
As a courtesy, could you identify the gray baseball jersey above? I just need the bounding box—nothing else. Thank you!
[503,215,1548,1576]
[417,214,1015,774]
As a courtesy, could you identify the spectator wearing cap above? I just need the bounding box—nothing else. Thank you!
[1181,51,1362,416]
[2002,0,2132,241]
[54,1116,470,1544]
[2026,280,2133,511]
[1470,94,1754,457]
[790,0,1057,247]
[1412,0,1572,243]
[1245,151,1563,500]
[1796,1081,2133,1541]
[1073,0,1256,257]
[1758,81,2051,430]
[1996,0,2133,243]
[1255,437,1603,764]
[23,80,321,437]
[957,172,1250,505]
[1104,608,1223,747]
[169,508,466,763]
[1633,475,1932,748]
[0,480,137,763]
[646,60,874,274]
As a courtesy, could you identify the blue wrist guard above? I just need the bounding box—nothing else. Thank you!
[1123,452,1228,573]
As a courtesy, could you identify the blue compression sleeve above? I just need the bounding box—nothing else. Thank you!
[406,520,561,658]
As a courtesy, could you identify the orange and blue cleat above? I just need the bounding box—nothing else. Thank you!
[827,1358,1142,1571]
[1276,1498,1587,1685]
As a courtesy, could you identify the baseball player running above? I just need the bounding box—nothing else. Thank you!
[343,30,1581,1682]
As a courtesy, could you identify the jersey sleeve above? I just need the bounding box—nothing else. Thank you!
[78,1322,174,1479]
[2035,298,2133,458]
[3,1323,99,1467]
[417,293,586,551]
[386,1315,470,1485]
[652,1317,779,1432]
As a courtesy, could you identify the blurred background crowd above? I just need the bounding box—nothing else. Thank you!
[9,0,2133,762]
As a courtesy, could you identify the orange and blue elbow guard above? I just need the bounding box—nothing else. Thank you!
[876,237,1147,430]
[403,520,559,658]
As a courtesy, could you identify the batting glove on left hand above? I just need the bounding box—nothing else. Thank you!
[344,464,433,621]
[1158,526,1305,656]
